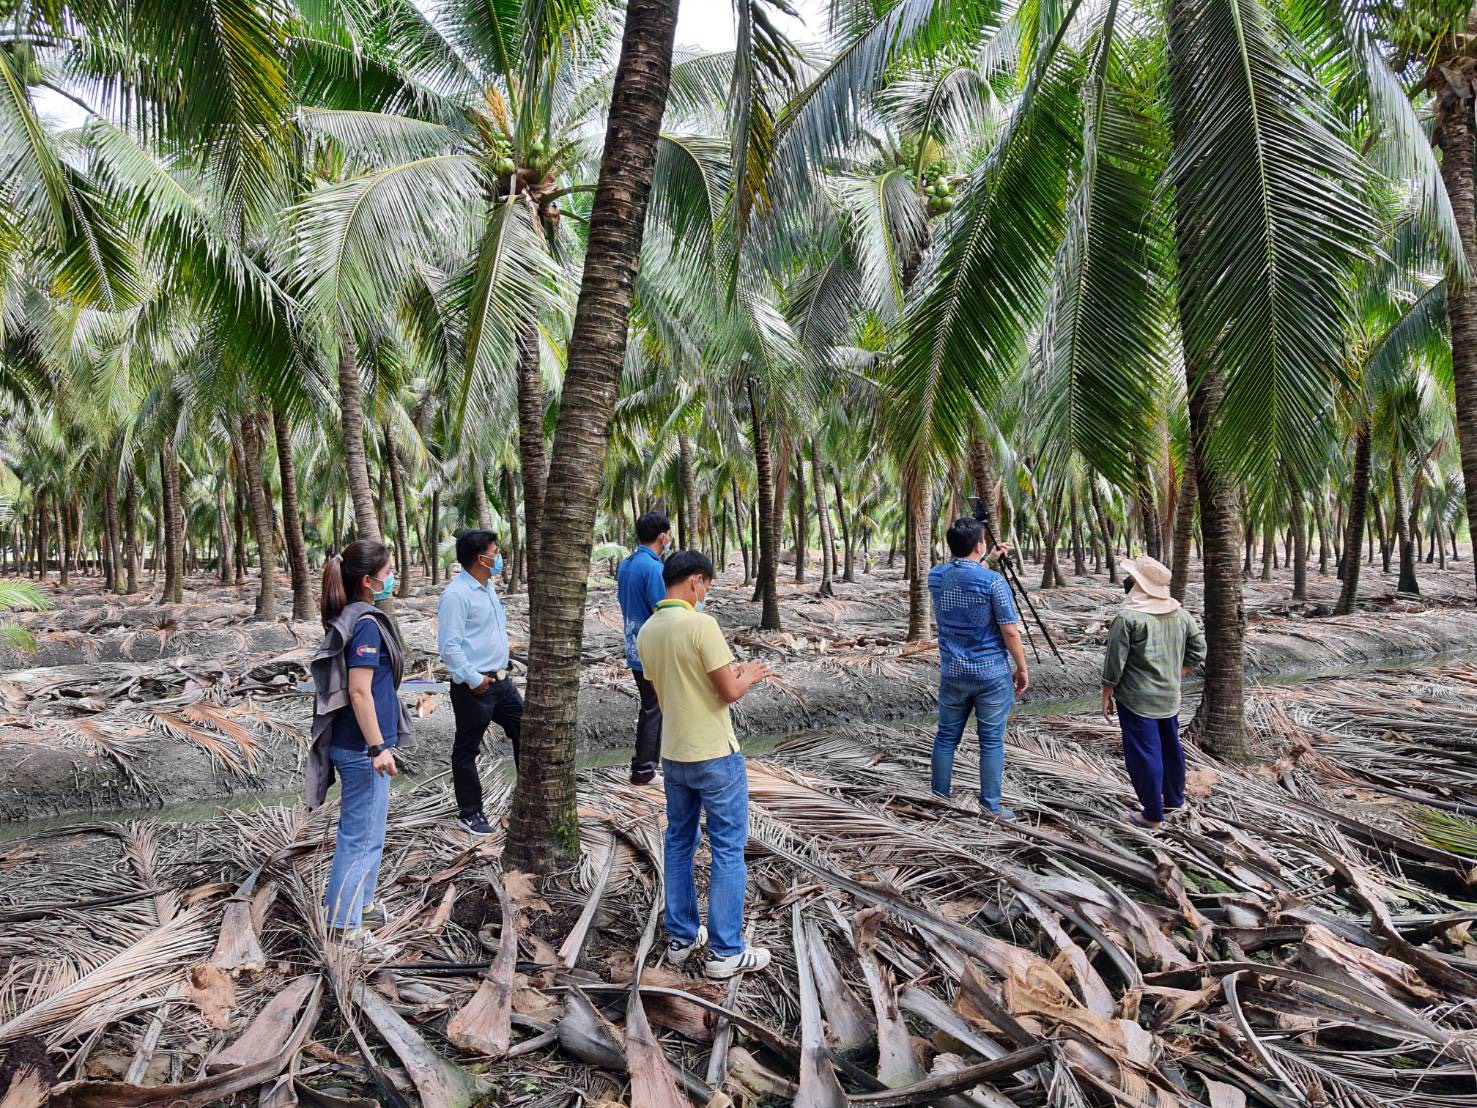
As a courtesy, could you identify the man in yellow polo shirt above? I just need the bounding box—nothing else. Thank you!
[636,550,773,980]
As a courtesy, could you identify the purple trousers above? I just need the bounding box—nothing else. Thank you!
[1118,703,1184,822]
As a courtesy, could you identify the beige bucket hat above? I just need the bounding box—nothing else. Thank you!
[1121,556,1179,614]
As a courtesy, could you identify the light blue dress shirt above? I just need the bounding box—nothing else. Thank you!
[437,569,509,687]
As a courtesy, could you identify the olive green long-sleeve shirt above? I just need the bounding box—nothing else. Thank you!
[1101,608,1207,718]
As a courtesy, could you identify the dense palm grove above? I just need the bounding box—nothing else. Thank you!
[2,0,1476,863]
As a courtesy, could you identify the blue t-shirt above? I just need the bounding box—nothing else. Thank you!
[331,618,400,750]
[927,558,1021,680]
[616,546,667,671]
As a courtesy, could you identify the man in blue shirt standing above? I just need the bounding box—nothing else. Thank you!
[928,516,1029,819]
[438,529,519,835]
[616,511,673,785]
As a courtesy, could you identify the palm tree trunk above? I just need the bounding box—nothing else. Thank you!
[1182,367,1248,758]
[1039,497,1063,590]
[474,462,492,529]
[1069,485,1087,577]
[717,498,728,572]
[274,408,316,619]
[161,442,184,604]
[1135,455,1162,562]
[504,467,524,590]
[1392,453,1419,595]
[1373,494,1391,573]
[230,446,248,583]
[238,411,277,620]
[216,475,234,584]
[750,499,760,581]
[748,378,781,629]
[1315,494,1329,576]
[1432,60,1477,590]
[967,434,999,538]
[1259,515,1274,582]
[56,491,70,587]
[503,0,681,871]
[122,472,139,594]
[337,332,381,542]
[833,476,855,583]
[904,460,931,641]
[1335,418,1373,615]
[430,489,442,585]
[1092,478,1110,585]
[793,452,807,583]
[677,429,697,550]
[517,320,546,594]
[104,478,124,595]
[383,421,411,600]
[732,478,751,586]
[810,440,834,597]
[36,497,48,582]
[1288,470,1307,601]
[1169,452,1198,601]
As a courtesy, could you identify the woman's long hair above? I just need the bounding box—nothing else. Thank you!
[321,540,390,628]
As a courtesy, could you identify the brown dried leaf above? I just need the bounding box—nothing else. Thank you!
[186,964,237,1030]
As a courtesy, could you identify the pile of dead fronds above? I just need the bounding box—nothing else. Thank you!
[2,665,1475,1107]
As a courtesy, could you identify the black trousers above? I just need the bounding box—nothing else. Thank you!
[449,675,523,817]
[631,670,663,784]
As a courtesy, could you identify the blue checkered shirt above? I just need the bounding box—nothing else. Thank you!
[927,558,1021,679]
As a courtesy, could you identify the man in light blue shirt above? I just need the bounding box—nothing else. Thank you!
[438,529,519,835]
[616,511,672,785]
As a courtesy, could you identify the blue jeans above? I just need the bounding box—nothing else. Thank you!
[324,745,391,928]
[663,751,749,957]
[1118,704,1184,822]
[932,671,1015,813]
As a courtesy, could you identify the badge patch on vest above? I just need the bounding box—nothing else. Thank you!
[355,643,378,657]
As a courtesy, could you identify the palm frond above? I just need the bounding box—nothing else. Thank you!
[1033,11,1169,489]
[889,41,1082,464]
[299,108,461,164]
[288,153,484,323]
[454,195,563,434]
[1167,0,1374,492]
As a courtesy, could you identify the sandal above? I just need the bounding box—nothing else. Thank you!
[1123,810,1162,830]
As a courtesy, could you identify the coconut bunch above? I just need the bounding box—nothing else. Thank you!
[921,161,956,216]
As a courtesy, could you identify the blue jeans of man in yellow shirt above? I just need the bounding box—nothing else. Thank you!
[662,750,748,957]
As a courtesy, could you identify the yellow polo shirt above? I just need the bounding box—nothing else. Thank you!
[635,599,739,763]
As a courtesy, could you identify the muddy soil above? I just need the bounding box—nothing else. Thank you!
[2,557,1474,821]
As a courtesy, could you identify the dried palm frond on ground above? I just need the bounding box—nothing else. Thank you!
[2,646,1476,1107]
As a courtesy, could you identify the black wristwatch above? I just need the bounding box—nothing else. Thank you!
[365,743,386,759]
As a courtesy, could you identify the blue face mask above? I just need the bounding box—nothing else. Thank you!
[493,553,504,576]
[695,600,707,612]
[371,572,396,601]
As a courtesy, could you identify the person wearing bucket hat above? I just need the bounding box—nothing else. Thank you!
[1101,555,1206,829]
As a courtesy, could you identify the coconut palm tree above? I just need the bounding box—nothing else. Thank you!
[758,0,1454,757]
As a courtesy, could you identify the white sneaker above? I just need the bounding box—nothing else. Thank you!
[333,927,400,961]
[704,946,772,979]
[665,925,708,967]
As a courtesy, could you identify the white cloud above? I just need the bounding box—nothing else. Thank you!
[677,0,831,52]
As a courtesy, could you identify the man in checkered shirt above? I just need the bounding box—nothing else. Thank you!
[927,516,1030,819]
